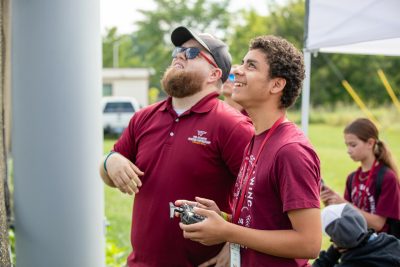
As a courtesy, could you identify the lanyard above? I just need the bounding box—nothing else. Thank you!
[353,160,377,209]
[232,116,285,224]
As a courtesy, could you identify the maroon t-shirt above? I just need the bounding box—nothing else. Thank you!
[233,122,321,267]
[344,163,400,232]
[113,92,254,267]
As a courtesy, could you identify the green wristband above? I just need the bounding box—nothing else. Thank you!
[104,151,117,174]
[220,211,229,221]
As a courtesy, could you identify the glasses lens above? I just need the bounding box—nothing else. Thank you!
[172,47,202,60]
[185,47,201,59]
[228,73,235,82]
[172,47,186,58]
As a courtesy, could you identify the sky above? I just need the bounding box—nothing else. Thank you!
[101,0,270,34]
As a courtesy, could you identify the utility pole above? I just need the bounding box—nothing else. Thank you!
[113,35,132,68]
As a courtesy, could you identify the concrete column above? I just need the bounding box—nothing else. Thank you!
[12,0,104,266]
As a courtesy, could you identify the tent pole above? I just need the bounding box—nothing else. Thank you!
[301,50,311,135]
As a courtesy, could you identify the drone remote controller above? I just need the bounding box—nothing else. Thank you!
[169,202,205,225]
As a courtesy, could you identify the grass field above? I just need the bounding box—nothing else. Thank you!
[104,108,400,263]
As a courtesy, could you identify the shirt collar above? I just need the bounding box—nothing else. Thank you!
[158,92,219,114]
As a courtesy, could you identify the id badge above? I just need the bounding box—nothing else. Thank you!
[230,243,241,267]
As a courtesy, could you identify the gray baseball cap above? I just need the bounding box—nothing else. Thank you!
[171,26,232,82]
[322,203,368,249]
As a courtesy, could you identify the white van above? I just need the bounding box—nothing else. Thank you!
[102,96,140,135]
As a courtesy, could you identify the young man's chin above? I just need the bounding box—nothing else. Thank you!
[231,95,245,107]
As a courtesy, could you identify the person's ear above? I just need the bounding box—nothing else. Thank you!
[270,77,286,94]
[209,68,222,83]
[366,138,376,148]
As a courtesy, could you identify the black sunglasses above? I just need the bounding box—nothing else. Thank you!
[172,47,218,68]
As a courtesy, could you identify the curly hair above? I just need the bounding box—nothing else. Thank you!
[249,36,305,108]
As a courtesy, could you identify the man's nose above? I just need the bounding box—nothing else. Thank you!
[233,65,244,76]
[176,50,186,60]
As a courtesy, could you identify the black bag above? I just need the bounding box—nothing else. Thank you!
[347,165,400,238]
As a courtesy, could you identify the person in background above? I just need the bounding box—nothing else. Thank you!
[220,65,246,115]
[321,118,400,236]
[99,26,253,266]
[177,35,322,266]
[313,203,400,267]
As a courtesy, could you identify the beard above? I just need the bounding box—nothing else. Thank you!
[161,67,205,98]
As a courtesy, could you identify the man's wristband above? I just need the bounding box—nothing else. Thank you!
[104,151,117,174]
[220,211,230,222]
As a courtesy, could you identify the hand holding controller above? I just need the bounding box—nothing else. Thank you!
[169,202,205,224]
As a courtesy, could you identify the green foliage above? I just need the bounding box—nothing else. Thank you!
[104,185,133,263]
[227,0,400,108]
[310,53,400,107]
[104,137,117,153]
[149,87,161,104]
[106,237,127,267]
[124,0,230,88]
[102,28,142,68]
[227,0,304,65]
[227,9,269,63]
[267,0,305,48]
[9,229,15,265]
[102,27,118,68]
[102,0,400,106]
[103,138,133,264]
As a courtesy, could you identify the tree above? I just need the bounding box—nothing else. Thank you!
[310,51,400,108]
[102,0,400,107]
[131,0,230,90]
[228,0,305,64]
[227,9,270,64]
[228,0,400,108]
[102,27,118,68]
[102,27,142,68]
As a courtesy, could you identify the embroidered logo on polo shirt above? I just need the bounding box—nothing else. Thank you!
[197,130,207,137]
[188,130,211,145]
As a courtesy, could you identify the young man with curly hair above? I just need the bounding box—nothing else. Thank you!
[178,35,322,266]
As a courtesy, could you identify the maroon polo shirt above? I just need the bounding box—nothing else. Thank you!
[113,92,254,267]
[233,122,321,266]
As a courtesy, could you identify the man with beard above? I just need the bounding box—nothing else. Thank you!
[99,26,253,267]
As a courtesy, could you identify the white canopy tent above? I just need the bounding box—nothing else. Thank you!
[301,0,400,134]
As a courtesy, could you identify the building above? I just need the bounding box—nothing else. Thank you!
[102,68,153,108]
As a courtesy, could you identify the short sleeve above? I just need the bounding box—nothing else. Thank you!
[275,143,321,212]
[113,114,137,163]
[376,169,400,220]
